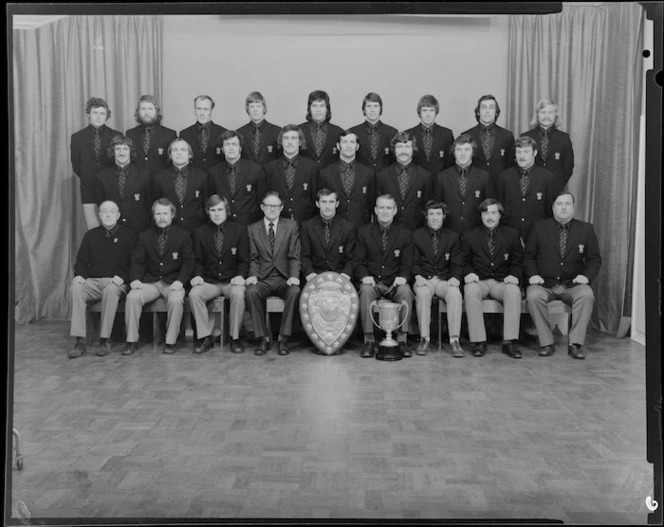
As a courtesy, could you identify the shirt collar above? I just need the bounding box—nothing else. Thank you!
[173,164,189,175]
[366,121,381,132]
[90,124,105,135]
[212,221,226,232]
[455,164,470,175]
[480,123,495,133]
[421,123,434,133]
[198,121,212,131]
[158,226,170,236]
[520,165,534,176]
[103,224,120,237]
[282,154,299,167]
[339,159,354,171]
[557,220,571,230]
[264,217,279,229]
[116,163,130,171]
[378,221,392,233]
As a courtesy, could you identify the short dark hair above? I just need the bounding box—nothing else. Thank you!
[245,91,267,114]
[152,197,176,215]
[316,188,338,202]
[277,124,308,150]
[306,90,331,122]
[514,135,539,151]
[106,135,137,163]
[337,129,360,146]
[220,130,244,148]
[478,198,505,215]
[417,94,439,116]
[474,95,501,123]
[85,97,111,119]
[134,94,163,124]
[206,193,231,214]
[362,92,383,115]
[390,131,418,154]
[451,134,478,157]
[554,191,575,205]
[423,200,448,216]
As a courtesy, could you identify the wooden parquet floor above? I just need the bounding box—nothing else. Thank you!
[8,322,652,524]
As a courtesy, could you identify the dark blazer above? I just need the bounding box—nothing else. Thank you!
[462,123,516,179]
[354,222,413,285]
[521,127,574,186]
[462,224,523,282]
[495,165,560,241]
[237,120,282,165]
[247,217,301,280]
[524,218,601,288]
[70,124,122,202]
[349,120,398,172]
[126,124,178,174]
[94,164,153,233]
[298,121,344,170]
[300,215,356,278]
[130,224,194,285]
[192,221,249,283]
[74,224,137,283]
[178,122,227,171]
[208,158,266,225]
[320,160,376,227]
[411,226,463,281]
[264,155,320,224]
[433,165,493,237]
[377,163,432,231]
[151,166,211,232]
[405,123,455,175]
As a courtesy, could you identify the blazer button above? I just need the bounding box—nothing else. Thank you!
[521,218,525,222]
[490,262,494,266]
[522,197,526,202]
[160,262,164,266]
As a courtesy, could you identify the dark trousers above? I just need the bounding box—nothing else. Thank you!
[246,272,301,340]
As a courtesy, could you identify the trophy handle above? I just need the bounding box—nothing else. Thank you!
[368,300,380,329]
[395,300,409,331]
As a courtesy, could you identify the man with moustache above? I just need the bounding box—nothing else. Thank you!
[522,98,575,188]
[68,201,137,358]
[354,194,414,359]
[237,91,282,166]
[433,134,493,240]
[298,90,344,170]
[462,94,516,182]
[524,192,601,359]
[411,200,464,357]
[264,124,320,224]
[462,199,524,359]
[406,94,455,175]
[245,192,302,357]
[94,135,152,233]
[319,130,376,227]
[178,95,227,171]
[495,136,560,245]
[70,97,121,229]
[152,138,210,233]
[350,92,399,172]
[376,131,432,231]
[209,130,266,226]
[124,198,195,355]
[126,94,177,175]
[189,195,248,355]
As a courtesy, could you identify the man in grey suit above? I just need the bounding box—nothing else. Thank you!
[245,191,302,356]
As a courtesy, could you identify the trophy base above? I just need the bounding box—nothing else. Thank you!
[375,343,403,361]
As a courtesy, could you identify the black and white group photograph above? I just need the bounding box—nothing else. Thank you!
[6,2,662,525]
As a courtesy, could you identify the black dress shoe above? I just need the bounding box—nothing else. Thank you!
[568,343,585,360]
[193,336,213,354]
[163,343,177,354]
[277,340,290,356]
[399,341,412,358]
[361,342,376,358]
[415,340,431,356]
[501,341,522,359]
[230,339,244,354]
[472,342,486,357]
[539,344,555,357]
[122,342,138,356]
[255,339,270,356]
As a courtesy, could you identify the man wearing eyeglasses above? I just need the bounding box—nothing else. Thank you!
[245,191,302,356]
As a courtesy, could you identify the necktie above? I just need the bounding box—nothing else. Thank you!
[342,163,354,195]
[559,224,568,255]
[432,230,439,256]
[93,129,102,161]
[398,165,409,200]
[285,160,296,192]
[481,127,494,160]
[142,127,151,155]
[540,130,550,161]
[268,222,275,250]
[314,124,324,158]
[117,167,127,198]
[458,169,468,197]
[104,228,112,238]
[200,125,209,153]
[158,229,167,257]
[381,227,388,253]
[369,126,379,160]
[253,124,261,158]
[323,220,331,246]
[423,128,433,161]
[228,165,238,195]
[175,170,186,204]
[520,170,530,196]
[488,230,496,258]
[214,227,224,256]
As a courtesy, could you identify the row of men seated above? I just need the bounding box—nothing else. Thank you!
[72,91,575,238]
[68,188,601,362]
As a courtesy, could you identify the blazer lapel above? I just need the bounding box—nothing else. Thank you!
[272,221,287,254]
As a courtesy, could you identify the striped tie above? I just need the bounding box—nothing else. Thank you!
[253,124,261,158]
[268,222,275,250]
[93,129,102,161]
[381,227,388,253]
[323,220,331,246]
[175,170,186,204]
[488,230,496,258]
[214,227,224,256]
[158,229,167,256]
[228,165,238,195]
[117,167,127,198]
[314,124,324,158]
[142,127,151,155]
[342,163,354,195]
[520,171,530,196]
[458,169,468,197]
[540,130,550,161]
[481,127,494,160]
[285,161,296,192]
[559,224,568,255]
[398,165,409,200]
[432,230,439,256]
[200,125,209,153]
[369,126,379,160]
[423,128,433,161]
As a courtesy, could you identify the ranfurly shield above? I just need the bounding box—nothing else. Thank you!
[299,272,359,355]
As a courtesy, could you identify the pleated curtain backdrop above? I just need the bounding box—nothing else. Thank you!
[13,15,163,323]
[505,3,645,336]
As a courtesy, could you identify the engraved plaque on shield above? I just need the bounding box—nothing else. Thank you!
[299,272,359,355]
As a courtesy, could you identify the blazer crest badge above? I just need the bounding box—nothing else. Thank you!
[231,247,237,255]
[172,252,179,260]
[475,190,481,198]
[303,182,308,191]
[267,145,273,153]
[246,184,252,192]
[362,186,367,194]
[500,149,505,157]
[555,152,561,160]
[504,253,509,261]
[216,146,222,155]
[384,147,390,155]
[338,245,344,253]
[445,252,450,260]
[417,190,422,198]
[113,238,119,244]
[439,150,445,158]
[394,249,400,257]
[195,190,200,198]
[578,244,584,253]
[158,148,164,155]
[537,192,543,200]
[134,193,141,201]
